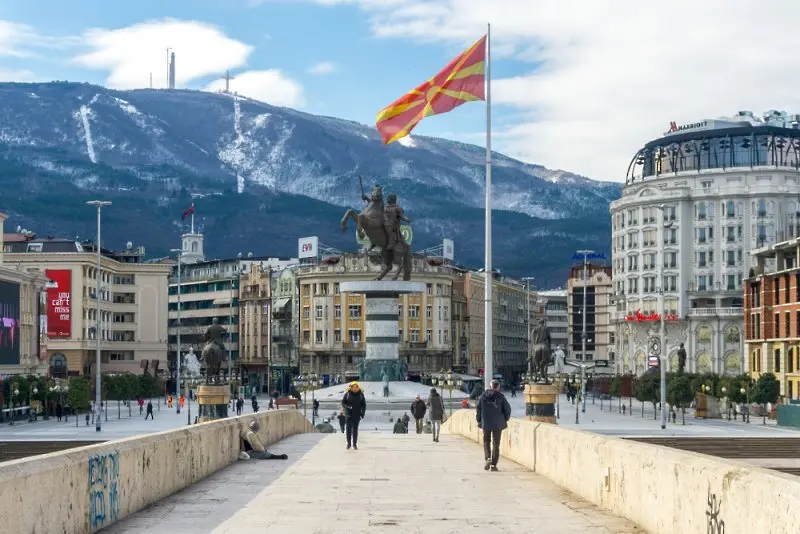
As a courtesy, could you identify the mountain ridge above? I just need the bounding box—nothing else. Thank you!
[0,81,619,286]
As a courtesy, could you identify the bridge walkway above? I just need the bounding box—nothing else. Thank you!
[104,431,644,534]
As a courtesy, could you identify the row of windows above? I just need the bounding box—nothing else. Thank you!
[301,304,451,321]
[302,327,451,345]
[301,282,451,297]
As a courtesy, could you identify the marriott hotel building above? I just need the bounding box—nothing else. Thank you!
[610,110,800,375]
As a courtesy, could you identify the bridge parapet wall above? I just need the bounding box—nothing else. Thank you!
[443,410,800,534]
[0,410,315,533]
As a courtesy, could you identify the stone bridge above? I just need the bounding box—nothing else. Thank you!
[0,409,798,534]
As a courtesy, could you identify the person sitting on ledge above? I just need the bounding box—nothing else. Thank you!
[316,418,335,433]
[393,418,407,434]
[240,419,288,460]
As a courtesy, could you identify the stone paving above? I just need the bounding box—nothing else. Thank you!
[107,430,645,534]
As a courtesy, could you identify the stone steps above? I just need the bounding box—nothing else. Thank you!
[625,437,800,459]
[0,440,104,462]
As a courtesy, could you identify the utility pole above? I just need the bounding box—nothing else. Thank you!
[86,200,111,432]
[165,47,172,88]
[522,277,536,377]
[171,248,183,414]
[658,204,673,430]
[576,250,594,422]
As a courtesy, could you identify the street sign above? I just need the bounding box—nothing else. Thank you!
[572,251,606,261]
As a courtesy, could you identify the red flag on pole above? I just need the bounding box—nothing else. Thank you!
[181,203,195,221]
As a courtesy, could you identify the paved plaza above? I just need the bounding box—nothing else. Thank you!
[105,431,644,534]
[0,400,198,441]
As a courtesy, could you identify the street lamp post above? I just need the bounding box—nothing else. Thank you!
[576,250,594,419]
[441,370,463,418]
[87,200,111,433]
[30,386,38,422]
[740,386,750,423]
[657,204,673,431]
[522,277,536,379]
[171,248,184,415]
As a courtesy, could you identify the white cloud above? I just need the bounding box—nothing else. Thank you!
[0,21,42,57]
[306,0,800,182]
[204,69,305,107]
[0,69,36,82]
[307,61,337,75]
[72,19,254,89]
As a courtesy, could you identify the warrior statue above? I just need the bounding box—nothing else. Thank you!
[384,194,411,252]
[552,345,566,375]
[677,343,687,374]
[184,347,202,378]
[340,176,413,281]
[529,318,553,384]
[201,317,227,383]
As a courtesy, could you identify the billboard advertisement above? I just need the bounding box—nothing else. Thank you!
[443,238,454,261]
[46,269,72,339]
[0,281,21,365]
[298,236,319,259]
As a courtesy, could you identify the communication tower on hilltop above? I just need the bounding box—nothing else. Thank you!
[168,52,176,89]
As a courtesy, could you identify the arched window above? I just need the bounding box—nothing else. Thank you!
[192,241,198,252]
[757,199,767,217]
[726,200,735,218]
[697,202,707,220]
[49,353,68,378]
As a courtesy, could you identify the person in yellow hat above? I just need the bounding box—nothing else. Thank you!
[341,381,367,450]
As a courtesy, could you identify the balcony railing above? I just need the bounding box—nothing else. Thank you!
[687,307,743,317]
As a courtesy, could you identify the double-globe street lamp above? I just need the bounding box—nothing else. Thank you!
[293,373,321,425]
[87,200,111,433]
[434,370,463,418]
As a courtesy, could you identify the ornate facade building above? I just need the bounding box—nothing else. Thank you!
[297,253,457,378]
[611,110,800,375]
[238,263,271,393]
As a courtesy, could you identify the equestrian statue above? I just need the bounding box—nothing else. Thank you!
[340,176,413,281]
[529,318,553,384]
[201,317,227,383]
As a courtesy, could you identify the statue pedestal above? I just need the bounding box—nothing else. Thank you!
[196,384,230,423]
[340,281,425,382]
[524,383,558,424]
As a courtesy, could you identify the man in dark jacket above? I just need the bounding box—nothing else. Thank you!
[410,394,427,434]
[426,388,446,442]
[476,379,512,471]
[341,381,367,450]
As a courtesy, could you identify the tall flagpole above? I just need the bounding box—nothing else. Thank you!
[484,23,493,391]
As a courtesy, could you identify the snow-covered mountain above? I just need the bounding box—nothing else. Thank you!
[0,82,620,285]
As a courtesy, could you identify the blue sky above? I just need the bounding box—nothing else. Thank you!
[2,0,800,182]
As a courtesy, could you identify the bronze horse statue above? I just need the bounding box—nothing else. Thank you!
[340,181,412,281]
[529,319,553,384]
[201,318,226,383]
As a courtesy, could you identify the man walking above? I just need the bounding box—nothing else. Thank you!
[426,387,446,442]
[476,379,511,471]
[410,394,427,434]
[145,400,154,420]
[341,382,366,450]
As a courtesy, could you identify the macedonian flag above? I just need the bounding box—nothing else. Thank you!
[376,35,486,145]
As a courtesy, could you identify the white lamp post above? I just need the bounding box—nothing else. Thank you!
[86,200,111,432]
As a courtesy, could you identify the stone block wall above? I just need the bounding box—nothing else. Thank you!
[0,410,315,533]
[443,410,800,534]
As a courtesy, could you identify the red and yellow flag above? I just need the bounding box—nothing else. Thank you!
[376,35,486,145]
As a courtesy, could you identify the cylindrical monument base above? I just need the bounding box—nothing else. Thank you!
[196,384,230,423]
[524,383,558,424]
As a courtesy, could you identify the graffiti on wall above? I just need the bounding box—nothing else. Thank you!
[706,488,725,534]
[88,451,120,531]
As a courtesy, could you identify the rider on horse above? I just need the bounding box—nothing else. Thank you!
[384,193,411,252]
[204,317,227,355]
